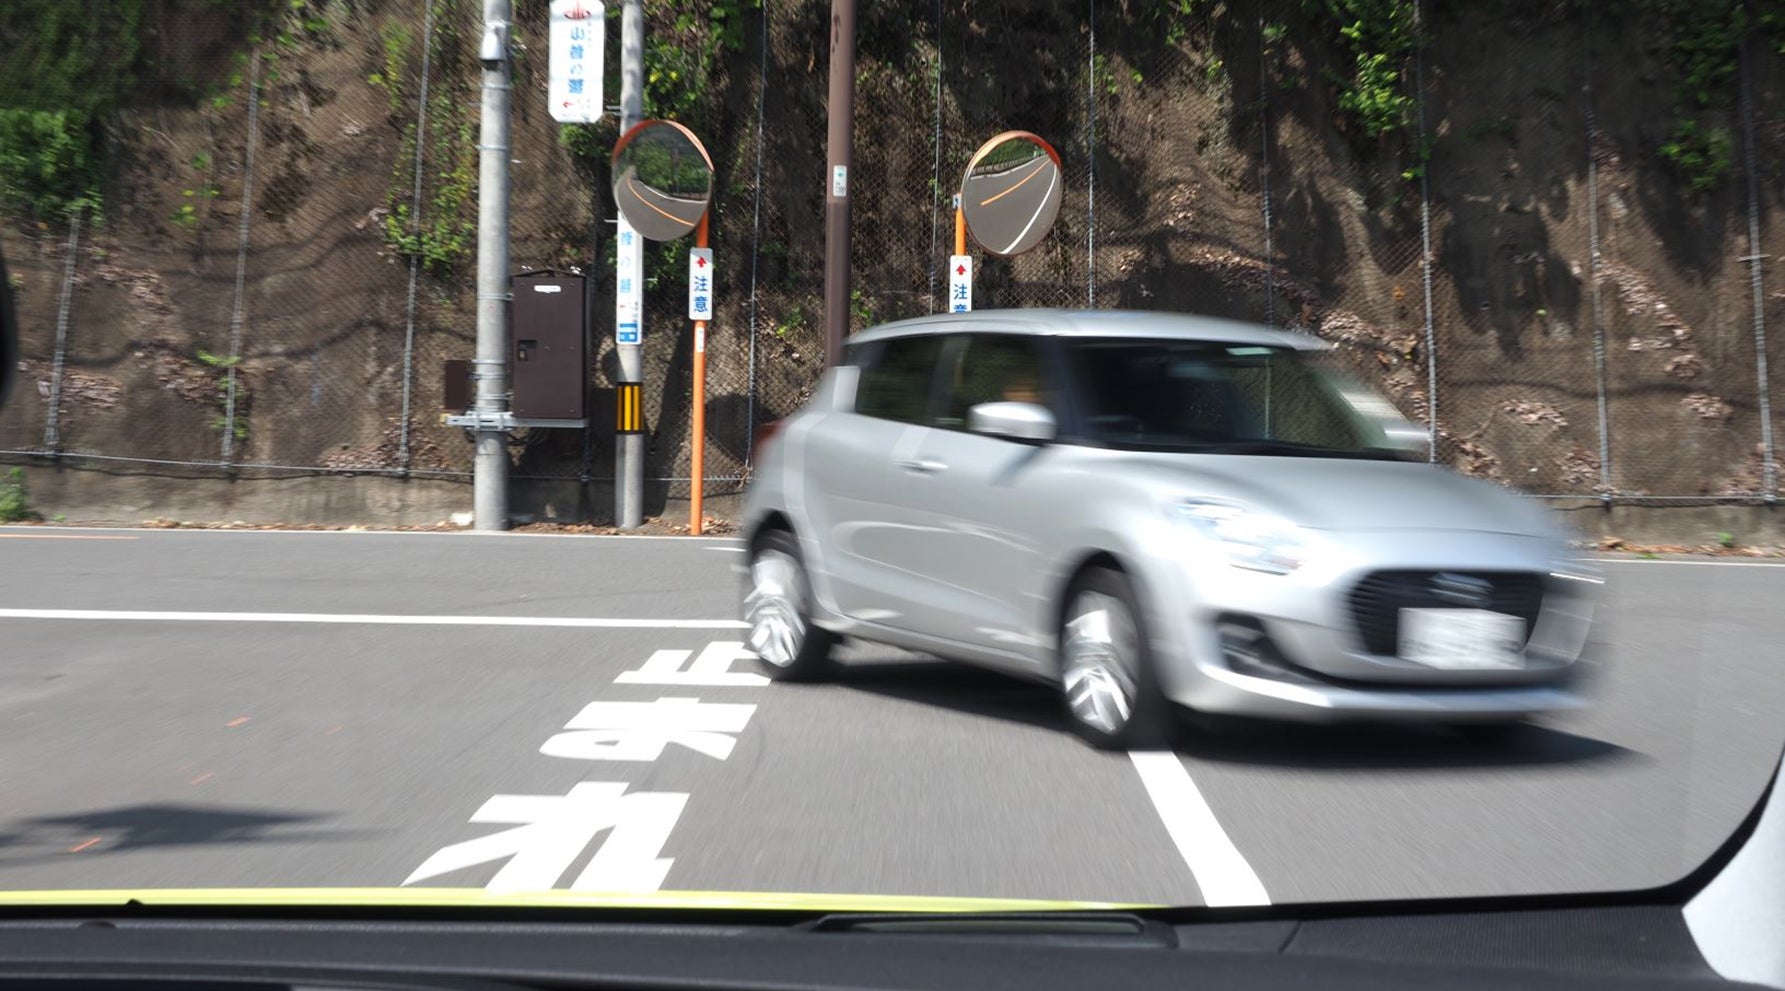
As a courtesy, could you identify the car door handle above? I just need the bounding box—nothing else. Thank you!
[894,458,948,474]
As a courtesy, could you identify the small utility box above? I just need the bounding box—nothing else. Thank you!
[510,271,586,419]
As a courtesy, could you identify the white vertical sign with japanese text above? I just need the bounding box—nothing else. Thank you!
[688,248,714,322]
[549,1,604,124]
[949,255,972,313]
[616,217,643,345]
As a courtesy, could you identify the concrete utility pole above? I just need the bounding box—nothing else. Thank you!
[473,0,513,531]
[822,0,856,368]
[615,0,645,528]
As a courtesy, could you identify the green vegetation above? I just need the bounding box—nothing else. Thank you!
[197,349,249,441]
[375,2,479,275]
[1641,0,1744,194]
[644,0,756,129]
[1091,53,1121,97]
[383,107,478,274]
[1659,119,1734,195]
[1312,0,1419,139]
[1717,530,1737,549]
[850,288,875,327]
[0,467,32,523]
[1146,0,1213,47]
[774,305,808,341]
[368,23,415,118]
[0,1,145,219]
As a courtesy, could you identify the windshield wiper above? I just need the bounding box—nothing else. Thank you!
[1197,439,1403,460]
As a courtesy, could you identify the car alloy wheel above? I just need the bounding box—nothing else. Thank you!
[742,530,837,681]
[1062,590,1141,737]
[746,549,808,668]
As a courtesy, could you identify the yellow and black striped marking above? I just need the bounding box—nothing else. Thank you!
[616,382,644,434]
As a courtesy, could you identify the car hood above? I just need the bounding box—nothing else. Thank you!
[1123,453,1560,537]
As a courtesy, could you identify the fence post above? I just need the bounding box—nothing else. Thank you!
[744,0,769,465]
[1414,0,1437,461]
[1086,0,1098,308]
[43,208,81,453]
[398,0,438,472]
[1584,9,1612,502]
[1257,1,1275,328]
[927,0,943,312]
[1738,5,1775,502]
[221,50,261,466]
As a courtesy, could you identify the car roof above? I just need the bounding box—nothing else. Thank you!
[844,309,1328,351]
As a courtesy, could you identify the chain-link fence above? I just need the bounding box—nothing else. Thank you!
[1,0,1780,517]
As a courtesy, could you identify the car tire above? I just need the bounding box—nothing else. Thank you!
[1058,567,1173,750]
[744,529,838,681]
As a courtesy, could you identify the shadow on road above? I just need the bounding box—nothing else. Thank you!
[834,657,1066,733]
[1177,718,1642,771]
[0,803,372,866]
[831,655,1642,771]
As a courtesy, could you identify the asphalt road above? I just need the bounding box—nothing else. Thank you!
[1,525,1782,908]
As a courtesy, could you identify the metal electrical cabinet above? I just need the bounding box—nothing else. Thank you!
[509,271,587,420]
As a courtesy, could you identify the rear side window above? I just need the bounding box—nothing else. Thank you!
[855,334,944,423]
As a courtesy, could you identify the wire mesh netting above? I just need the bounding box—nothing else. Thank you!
[1,0,1780,517]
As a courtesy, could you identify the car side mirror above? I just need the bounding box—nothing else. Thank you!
[968,402,1056,444]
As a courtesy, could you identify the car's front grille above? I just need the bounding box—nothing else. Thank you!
[1348,571,1546,656]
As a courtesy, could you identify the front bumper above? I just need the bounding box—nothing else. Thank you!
[1140,528,1599,722]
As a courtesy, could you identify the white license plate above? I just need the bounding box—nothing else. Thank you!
[1398,608,1526,670]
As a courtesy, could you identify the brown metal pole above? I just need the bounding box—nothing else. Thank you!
[822,0,856,368]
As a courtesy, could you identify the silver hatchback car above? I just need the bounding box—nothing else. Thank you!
[739,310,1599,748]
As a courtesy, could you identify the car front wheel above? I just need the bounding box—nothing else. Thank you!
[1058,568,1172,750]
[744,530,837,680]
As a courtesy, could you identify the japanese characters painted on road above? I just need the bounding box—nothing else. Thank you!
[403,782,684,893]
[616,216,643,345]
[689,248,714,322]
[548,1,604,124]
[960,131,1064,257]
[541,696,756,761]
[949,255,973,313]
[611,120,714,242]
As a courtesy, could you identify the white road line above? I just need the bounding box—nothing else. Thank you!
[0,608,746,629]
[1595,558,1785,568]
[1127,750,1270,908]
[0,525,736,542]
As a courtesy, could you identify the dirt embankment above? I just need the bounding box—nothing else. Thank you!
[2,0,1780,525]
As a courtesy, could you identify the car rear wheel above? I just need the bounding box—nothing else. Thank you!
[1058,568,1172,750]
[745,530,837,681]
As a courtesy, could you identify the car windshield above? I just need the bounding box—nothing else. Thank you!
[3,0,1785,934]
[1064,338,1406,458]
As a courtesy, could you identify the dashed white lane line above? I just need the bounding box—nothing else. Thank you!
[0,608,746,629]
[1127,750,1270,907]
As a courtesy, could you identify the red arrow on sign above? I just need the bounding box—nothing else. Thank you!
[955,264,966,275]
[696,256,708,268]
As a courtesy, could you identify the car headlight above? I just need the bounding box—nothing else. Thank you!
[1175,500,1306,575]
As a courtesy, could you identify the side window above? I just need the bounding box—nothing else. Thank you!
[1230,355,1363,448]
[936,334,1054,430]
[854,334,944,424]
